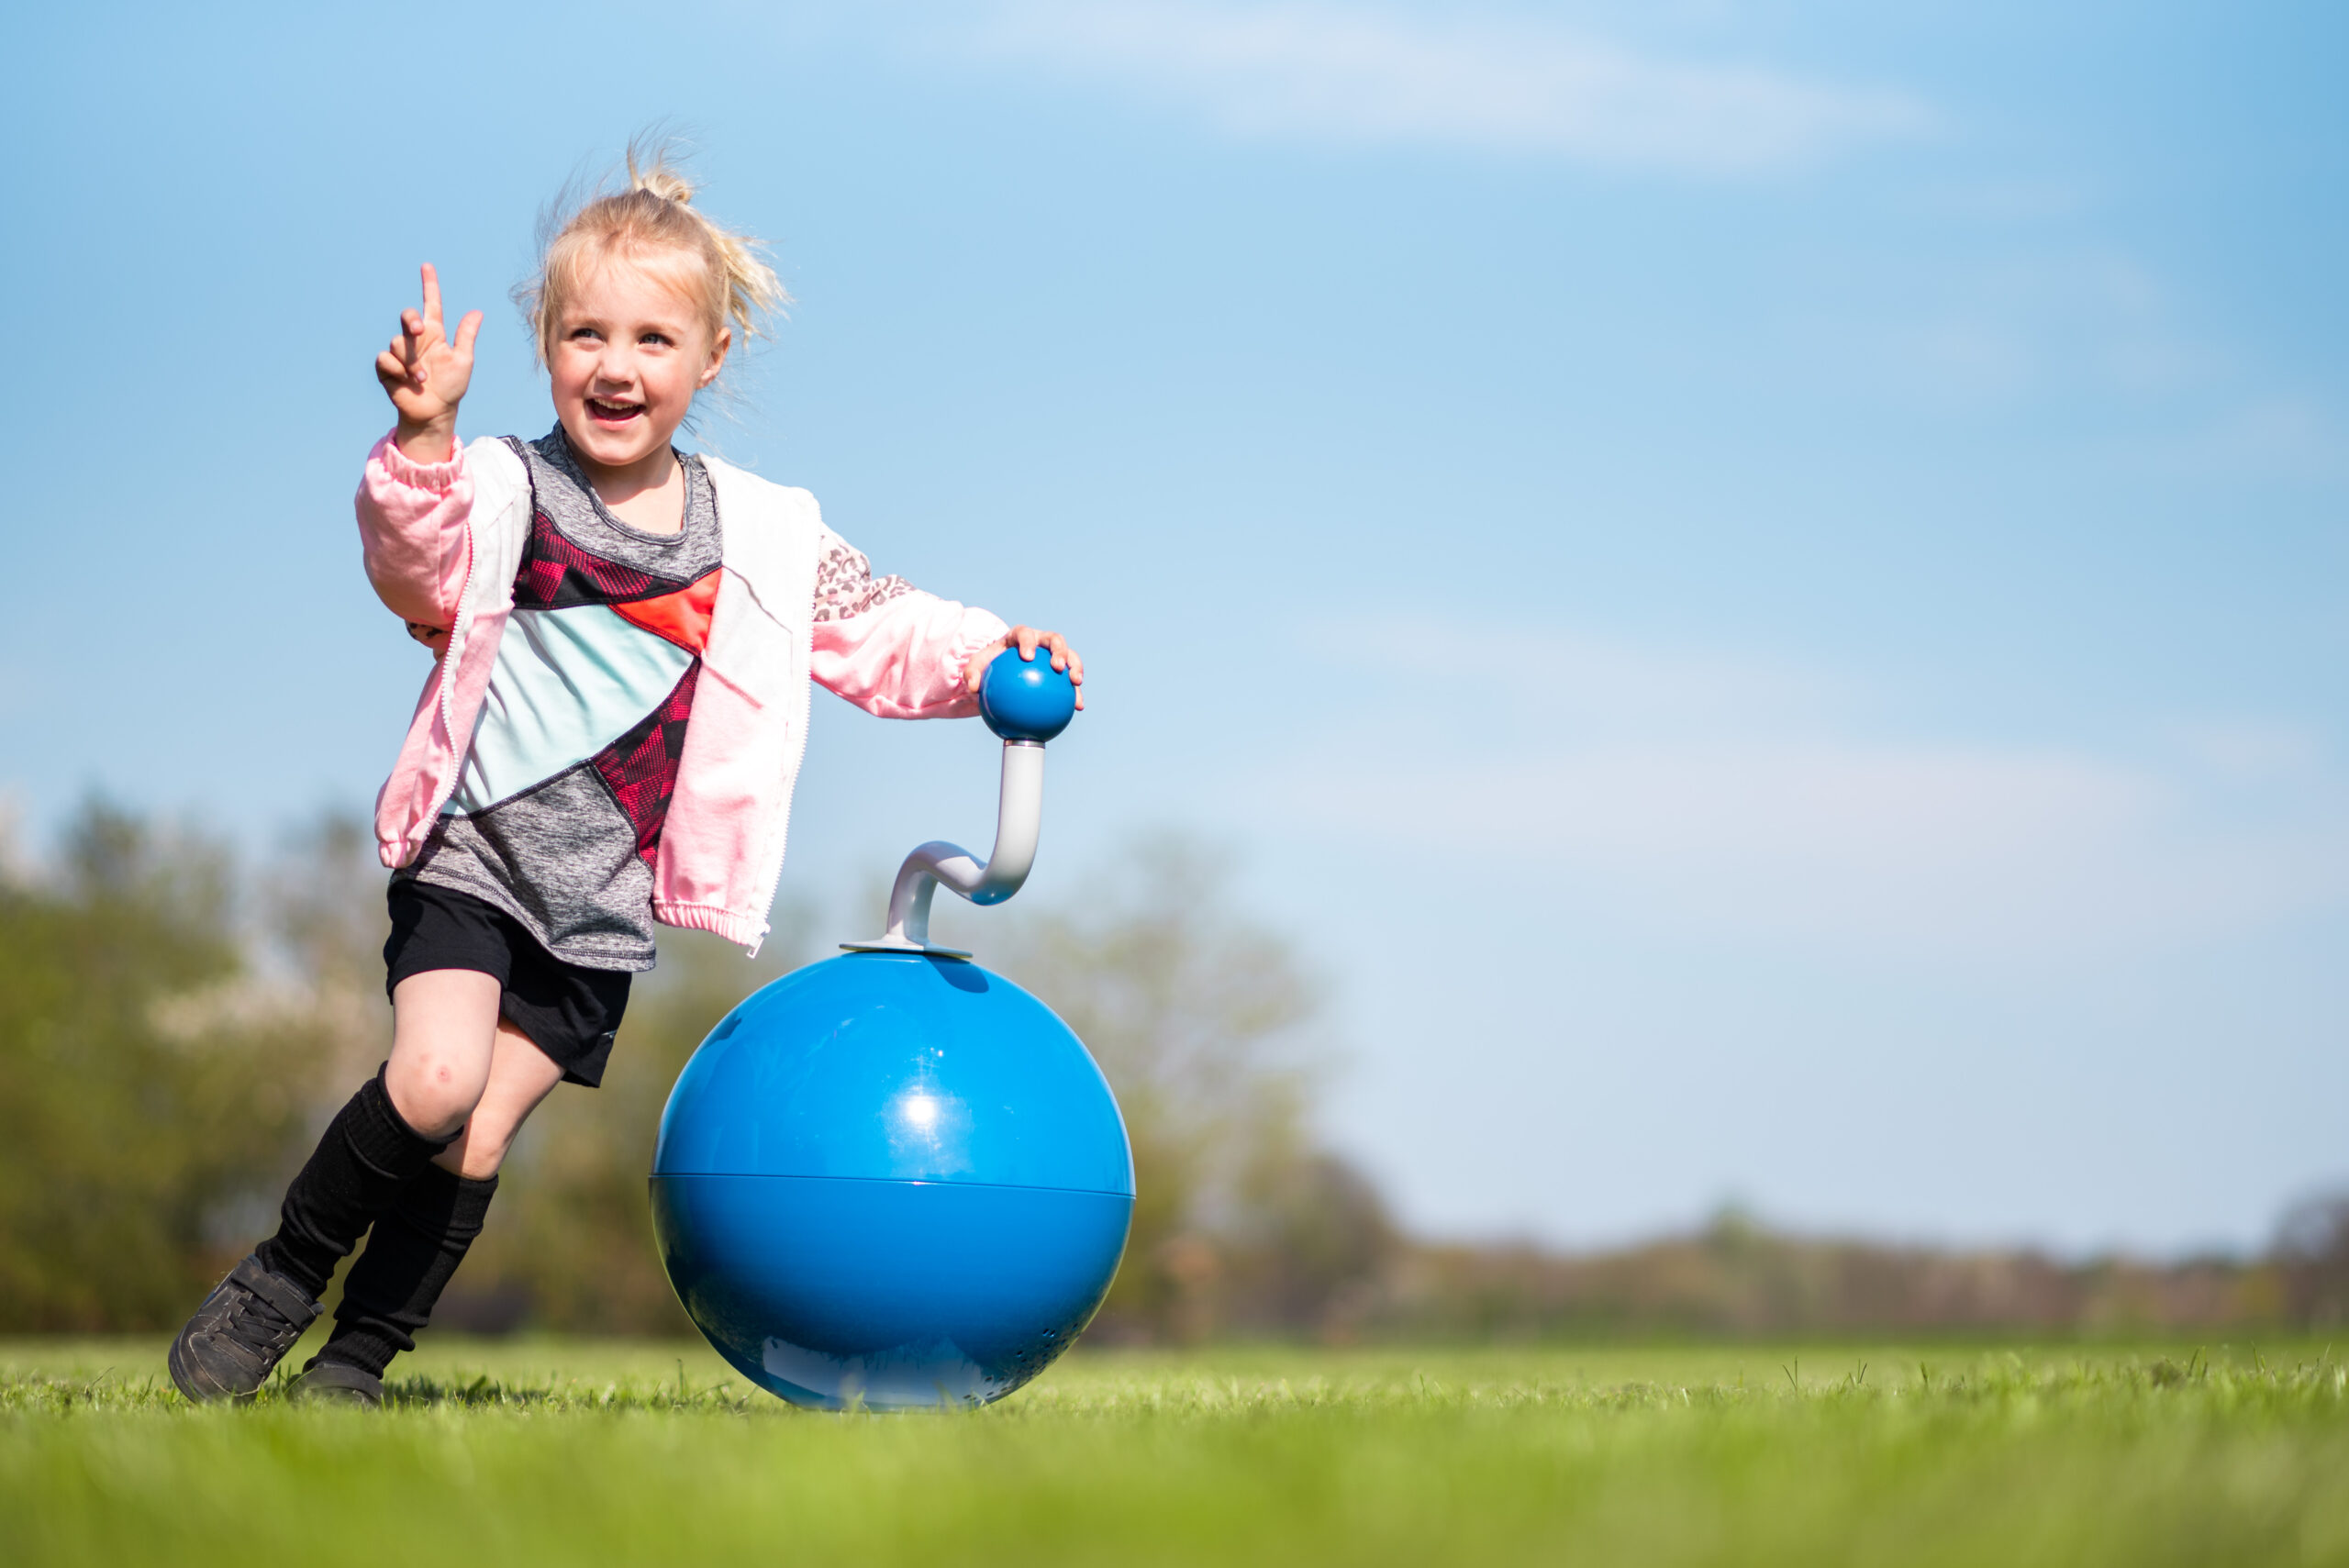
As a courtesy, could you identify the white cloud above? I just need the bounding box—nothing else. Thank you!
[963,1,1930,172]
[1796,250,2347,474]
[2166,719,2332,784]
[1845,252,2200,406]
[1252,623,2349,963]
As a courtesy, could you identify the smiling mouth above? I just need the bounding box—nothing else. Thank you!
[585,396,645,424]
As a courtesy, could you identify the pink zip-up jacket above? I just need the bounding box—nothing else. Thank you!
[358,432,1008,955]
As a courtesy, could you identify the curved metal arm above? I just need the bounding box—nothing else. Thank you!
[843,740,1045,957]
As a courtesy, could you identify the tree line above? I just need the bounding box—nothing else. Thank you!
[1,800,2341,1340]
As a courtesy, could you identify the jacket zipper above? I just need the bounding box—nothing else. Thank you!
[742,617,813,954]
[418,456,485,837]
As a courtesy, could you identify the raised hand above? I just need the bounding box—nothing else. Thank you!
[374,264,484,463]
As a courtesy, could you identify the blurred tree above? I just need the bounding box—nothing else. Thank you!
[952,834,1397,1342]
[2277,1192,2349,1329]
[0,802,351,1330]
[1219,1148,1398,1342]
[262,813,395,1028]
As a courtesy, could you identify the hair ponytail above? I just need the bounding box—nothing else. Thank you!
[517,134,788,379]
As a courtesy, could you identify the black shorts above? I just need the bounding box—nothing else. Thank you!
[384,880,633,1087]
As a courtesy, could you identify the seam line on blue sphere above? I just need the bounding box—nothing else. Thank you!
[648,1172,1138,1199]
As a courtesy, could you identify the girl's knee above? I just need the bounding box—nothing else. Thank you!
[434,1102,528,1177]
[384,1055,486,1140]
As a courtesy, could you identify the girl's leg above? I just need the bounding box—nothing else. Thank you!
[306,1018,564,1387]
[382,969,508,1138]
[432,1015,568,1179]
[172,970,502,1403]
[260,969,503,1293]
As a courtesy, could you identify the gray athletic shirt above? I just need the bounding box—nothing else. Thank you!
[400,429,724,972]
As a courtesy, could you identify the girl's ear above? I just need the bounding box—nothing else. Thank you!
[699,325,732,389]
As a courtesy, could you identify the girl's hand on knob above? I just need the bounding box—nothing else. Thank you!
[969,627,1085,710]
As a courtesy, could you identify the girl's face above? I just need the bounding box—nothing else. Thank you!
[548,250,729,477]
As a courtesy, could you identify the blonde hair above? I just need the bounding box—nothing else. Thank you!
[516,137,787,376]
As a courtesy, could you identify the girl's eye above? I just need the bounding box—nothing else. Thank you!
[640,332,673,348]
[568,328,602,343]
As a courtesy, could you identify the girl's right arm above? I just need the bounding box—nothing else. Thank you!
[355,266,485,651]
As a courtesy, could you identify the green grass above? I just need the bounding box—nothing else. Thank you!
[5,1336,2345,1566]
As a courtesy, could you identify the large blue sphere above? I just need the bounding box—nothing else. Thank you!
[650,951,1133,1410]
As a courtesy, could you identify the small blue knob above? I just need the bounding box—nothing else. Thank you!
[978,648,1077,742]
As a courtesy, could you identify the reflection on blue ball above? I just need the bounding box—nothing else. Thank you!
[650,951,1134,1410]
[977,649,1078,742]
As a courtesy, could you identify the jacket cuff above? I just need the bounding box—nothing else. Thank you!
[378,834,428,870]
[372,428,469,493]
[949,613,1014,691]
[655,900,771,954]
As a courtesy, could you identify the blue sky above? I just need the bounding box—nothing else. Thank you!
[6,1,2343,1254]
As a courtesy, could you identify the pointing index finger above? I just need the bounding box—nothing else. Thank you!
[419,263,443,330]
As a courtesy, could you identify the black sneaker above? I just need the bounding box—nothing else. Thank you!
[168,1253,320,1403]
[292,1358,384,1408]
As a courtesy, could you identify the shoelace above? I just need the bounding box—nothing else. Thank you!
[228,1287,297,1347]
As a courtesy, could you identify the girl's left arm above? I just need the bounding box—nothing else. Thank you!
[807,531,1081,717]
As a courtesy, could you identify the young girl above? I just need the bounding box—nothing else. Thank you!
[170,151,1082,1406]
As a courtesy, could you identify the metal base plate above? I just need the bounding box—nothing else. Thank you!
[839,940,974,960]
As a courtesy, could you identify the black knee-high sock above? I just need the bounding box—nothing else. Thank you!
[313,1165,499,1377]
[256,1067,453,1299]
